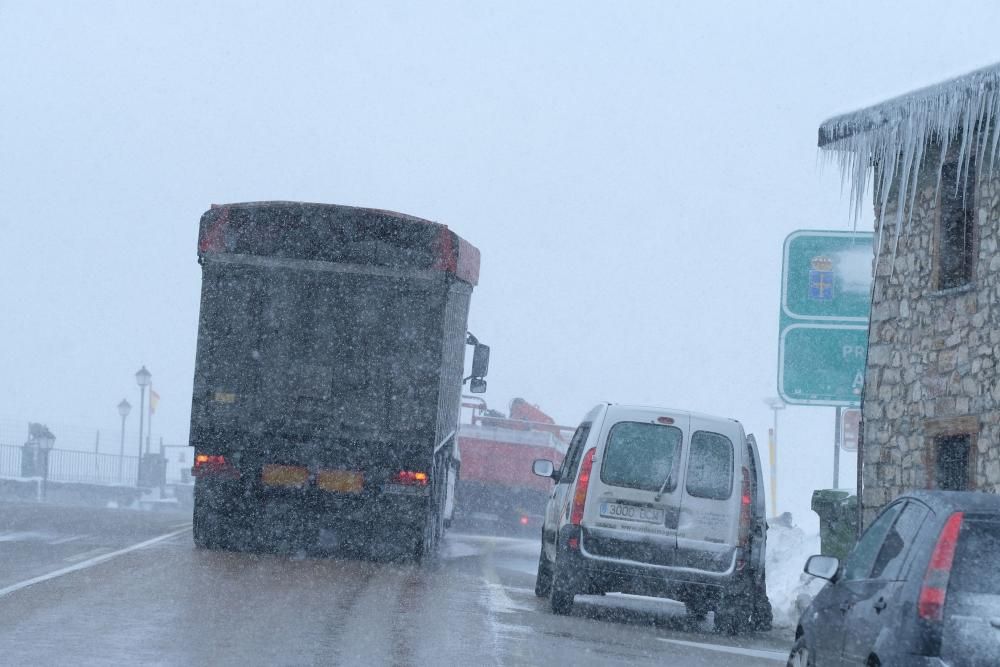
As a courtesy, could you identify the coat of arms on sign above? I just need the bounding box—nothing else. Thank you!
[808,256,834,300]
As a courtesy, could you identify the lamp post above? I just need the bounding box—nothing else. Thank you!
[117,399,131,482]
[763,397,786,517]
[135,366,152,487]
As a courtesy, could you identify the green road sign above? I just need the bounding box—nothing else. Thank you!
[778,230,873,406]
[782,231,873,322]
[779,324,867,405]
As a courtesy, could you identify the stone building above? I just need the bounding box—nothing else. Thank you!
[818,64,1000,525]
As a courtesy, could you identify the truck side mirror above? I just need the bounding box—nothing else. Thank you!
[471,343,490,378]
[469,378,487,394]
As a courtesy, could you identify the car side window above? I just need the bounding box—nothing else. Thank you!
[559,423,591,483]
[842,502,904,581]
[870,501,928,580]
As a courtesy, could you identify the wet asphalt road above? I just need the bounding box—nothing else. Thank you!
[0,502,793,666]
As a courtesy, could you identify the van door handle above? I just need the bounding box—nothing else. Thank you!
[873,598,887,613]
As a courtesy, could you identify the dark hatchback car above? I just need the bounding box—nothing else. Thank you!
[789,490,1000,666]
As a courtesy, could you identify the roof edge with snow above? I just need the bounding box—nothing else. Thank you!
[818,62,1000,149]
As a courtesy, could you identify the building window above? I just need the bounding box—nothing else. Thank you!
[935,156,976,290]
[924,416,978,491]
[935,434,972,491]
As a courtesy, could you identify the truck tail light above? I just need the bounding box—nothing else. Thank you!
[737,466,752,548]
[918,511,964,622]
[393,470,429,486]
[570,448,596,526]
[192,454,240,479]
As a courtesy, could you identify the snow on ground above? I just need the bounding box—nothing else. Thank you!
[766,515,825,628]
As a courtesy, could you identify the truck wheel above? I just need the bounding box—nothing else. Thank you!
[193,505,226,550]
[414,507,439,564]
[534,548,553,597]
[548,559,576,615]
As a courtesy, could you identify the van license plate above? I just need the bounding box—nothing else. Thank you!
[600,502,665,524]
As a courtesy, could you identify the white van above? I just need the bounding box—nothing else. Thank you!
[531,403,771,633]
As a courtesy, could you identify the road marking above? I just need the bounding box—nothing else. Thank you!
[171,522,192,530]
[0,530,50,542]
[48,535,86,545]
[0,527,190,599]
[658,638,788,662]
[63,547,110,563]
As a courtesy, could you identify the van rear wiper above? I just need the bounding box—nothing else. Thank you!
[654,471,673,502]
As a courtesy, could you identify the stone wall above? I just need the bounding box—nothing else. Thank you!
[862,163,1000,525]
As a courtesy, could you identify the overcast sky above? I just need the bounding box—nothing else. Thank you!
[2,1,999,523]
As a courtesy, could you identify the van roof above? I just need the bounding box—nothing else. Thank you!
[604,403,740,425]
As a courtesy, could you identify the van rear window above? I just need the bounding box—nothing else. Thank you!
[600,422,681,492]
[685,431,734,500]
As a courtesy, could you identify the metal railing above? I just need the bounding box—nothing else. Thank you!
[0,443,21,478]
[0,443,143,486]
[47,448,140,486]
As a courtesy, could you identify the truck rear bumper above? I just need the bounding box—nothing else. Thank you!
[195,478,429,541]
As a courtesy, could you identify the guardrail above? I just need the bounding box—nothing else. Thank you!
[0,443,21,478]
[0,443,146,486]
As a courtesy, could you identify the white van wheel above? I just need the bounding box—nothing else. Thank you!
[534,549,553,597]
[548,559,575,615]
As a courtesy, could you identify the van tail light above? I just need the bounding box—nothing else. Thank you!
[918,511,964,622]
[570,448,596,526]
[737,466,752,548]
[393,470,429,486]
[192,454,240,479]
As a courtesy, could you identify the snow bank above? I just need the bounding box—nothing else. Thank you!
[766,516,825,628]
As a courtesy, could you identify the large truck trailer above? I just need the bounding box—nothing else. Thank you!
[188,201,488,560]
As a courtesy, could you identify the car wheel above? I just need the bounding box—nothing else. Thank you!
[549,558,576,615]
[534,548,553,597]
[786,636,814,667]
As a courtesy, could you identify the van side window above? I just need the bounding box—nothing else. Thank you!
[600,422,682,492]
[685,431,734,500]
[559,423,591,483]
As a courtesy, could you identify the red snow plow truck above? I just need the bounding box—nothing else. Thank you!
[454,398,572,534]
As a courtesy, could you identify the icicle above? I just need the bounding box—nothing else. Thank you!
[818,63,1000,280]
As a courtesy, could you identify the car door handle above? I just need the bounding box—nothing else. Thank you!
[873,598,887,613]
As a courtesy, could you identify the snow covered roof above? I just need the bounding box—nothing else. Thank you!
[818,63,1000,149]
[816,63,1000,268]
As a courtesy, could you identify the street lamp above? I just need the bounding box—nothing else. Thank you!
[763,397,786,517]
[135,366,152,486]
[117,398,131,482]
